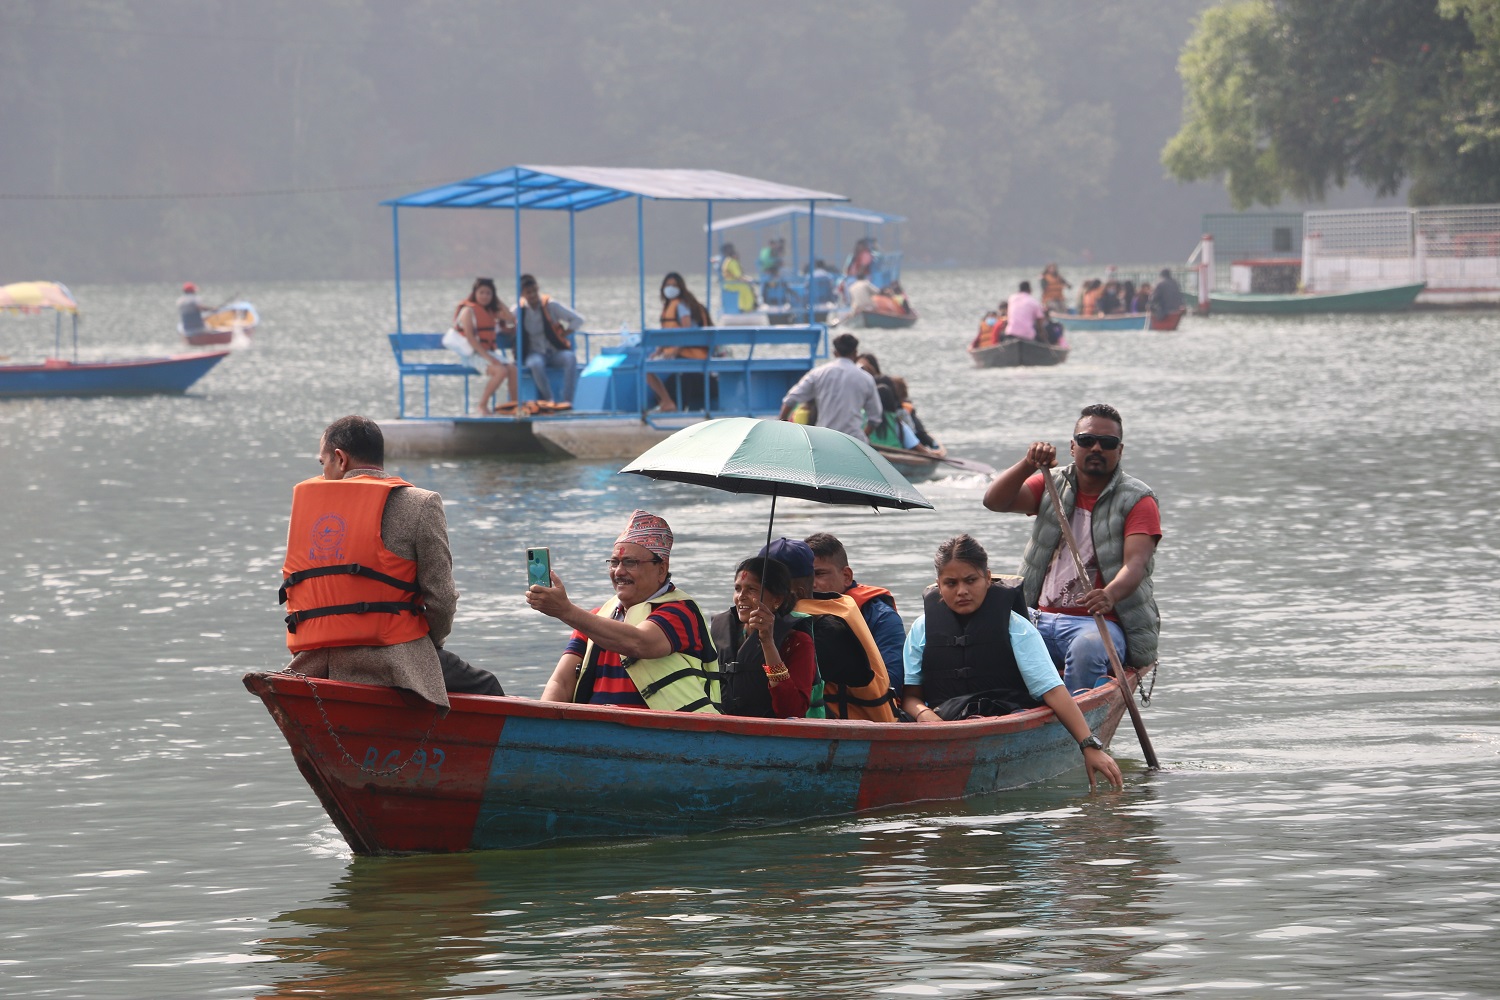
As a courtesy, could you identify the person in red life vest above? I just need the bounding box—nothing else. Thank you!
[279,416,501,708]
[805,531,907,702]
[647,272,713,413]
[446,277,518,416]
[531,510,721,713]
[900,534,1122,791]
[515,274,584,407]
[982,403,1162,692]
[708,556,818,718]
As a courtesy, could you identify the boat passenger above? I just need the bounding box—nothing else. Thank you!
[981,403,1161,692]
[516,275,583,408]
[720,243,758,312]
[1099,281,1124,315]
[901,534,1123,790]
[446,277,518,416]
[1006,281,1046,342]
[708,557,818,719]
[805,531,907,703]
[177,282,208,335]
[1132,282,1153,313]
[889,377,943,454]
[844,237,875,280]
[778,332,882,443]
[531,509,721,713]
[758,237,785,279]
[973,302,1008,349]
[647,272,713,413]
[1080,279,1104,316]
[843,276,879,321]
[279,416,504,710]
[1040,264,1071,311]
[1149,269,1184,320]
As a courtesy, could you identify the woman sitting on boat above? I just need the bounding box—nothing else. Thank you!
[1079,279,1104,316]
[647,272,713,413]
[445,278,518,416]
[709,557,818,719]
[1040,263,1071,311]
[901,534,1122,788]
[972,302,1008,349]
[719,243,757,312]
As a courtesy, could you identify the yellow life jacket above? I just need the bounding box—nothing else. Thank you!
[577,588,722,713]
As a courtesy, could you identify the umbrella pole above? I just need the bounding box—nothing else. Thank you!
[764,489,778,553]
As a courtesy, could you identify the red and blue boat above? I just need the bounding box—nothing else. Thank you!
[0,281,229,397]
[242,668,1143,854]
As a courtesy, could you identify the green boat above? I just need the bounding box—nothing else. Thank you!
[1209,282,1425,314]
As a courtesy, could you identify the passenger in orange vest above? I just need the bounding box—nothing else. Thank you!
[516,274,584,407]
[279,416,501,708]
[805,532,908,702]
[448,277,518,416]
[648,272,712,413]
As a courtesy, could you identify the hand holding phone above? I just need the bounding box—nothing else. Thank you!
[526,547,552,589]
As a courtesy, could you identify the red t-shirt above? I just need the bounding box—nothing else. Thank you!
[1023,473,1161,618]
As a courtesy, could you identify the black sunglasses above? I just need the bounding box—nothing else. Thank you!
[1073,433,1122,451]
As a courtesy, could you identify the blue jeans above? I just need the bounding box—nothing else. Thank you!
[524,346,578,403]
[1035,612,1126,693]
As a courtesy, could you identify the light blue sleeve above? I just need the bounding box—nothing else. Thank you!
[1009,611,1063,699]
[677,302,694,324]
[549,300,586,331]
[902,614,927,688]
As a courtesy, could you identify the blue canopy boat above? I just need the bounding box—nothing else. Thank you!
[0,281,228,398]
[380,167,850,434]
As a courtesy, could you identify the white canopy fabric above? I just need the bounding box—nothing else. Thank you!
[707,204,904,232]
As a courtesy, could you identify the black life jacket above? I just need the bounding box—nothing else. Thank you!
[920,582,1039,716]
[708,607,813,718]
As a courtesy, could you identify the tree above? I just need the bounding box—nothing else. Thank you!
[1164,0,1500,207]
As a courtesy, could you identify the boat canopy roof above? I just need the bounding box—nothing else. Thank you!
[383,166,848,212]
[0,281,78,314]
[707,204,904,232]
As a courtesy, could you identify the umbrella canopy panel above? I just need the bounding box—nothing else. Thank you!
[620,417,933,510]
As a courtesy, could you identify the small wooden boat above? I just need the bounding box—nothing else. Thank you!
[183,301,258,346]
[0,351,231,397]
[1209,282,1425,314]
[969,337,1069,368]
[242,667,1140,854]
[871,444,995,481]
[851,307,918,329]
[1059,309,1185,332]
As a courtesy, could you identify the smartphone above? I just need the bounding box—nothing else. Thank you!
[526,547,552,588]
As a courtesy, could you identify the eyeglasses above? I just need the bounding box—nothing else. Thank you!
[605,556,662,570]
[1073,433,1122,451]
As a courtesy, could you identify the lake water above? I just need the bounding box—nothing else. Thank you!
[2,272,1497,999]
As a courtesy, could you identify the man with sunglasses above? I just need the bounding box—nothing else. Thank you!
[532,509,721,712]
[982,403,1161,692]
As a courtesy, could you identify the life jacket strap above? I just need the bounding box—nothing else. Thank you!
[284,599,424,634]
[635,665,719,703]
[279,563,421,605]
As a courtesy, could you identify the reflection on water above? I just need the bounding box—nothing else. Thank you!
[1,273,1497,998]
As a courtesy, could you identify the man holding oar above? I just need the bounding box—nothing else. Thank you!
[983,403,1161,693]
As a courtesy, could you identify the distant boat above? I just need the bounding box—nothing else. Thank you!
[1,280,229,397]
[1062,309,1185,331]
[183,300,258,346]
[870,444,995,480]
[846,306,918,329]
[969,337,1070,368]
[1209,283,1426,314]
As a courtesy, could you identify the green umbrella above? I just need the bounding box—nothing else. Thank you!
[620,417,933,549]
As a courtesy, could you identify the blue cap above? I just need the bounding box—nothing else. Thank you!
[759,537,814,579]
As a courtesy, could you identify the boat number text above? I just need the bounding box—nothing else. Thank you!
[362,745,445,782]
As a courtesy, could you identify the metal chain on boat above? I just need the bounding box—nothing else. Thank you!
[1137,664,1157,707]
[291,670,441,778]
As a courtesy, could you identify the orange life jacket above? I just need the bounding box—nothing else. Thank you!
[520,293,571,351]
[454,299,502,350]
[845,583,897,612]
[1041,273,1067,302]
[795,595,896,723]
[659,300,709,359]
[279,476,430,653]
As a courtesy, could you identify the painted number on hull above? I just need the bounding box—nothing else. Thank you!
[361,745,445,783]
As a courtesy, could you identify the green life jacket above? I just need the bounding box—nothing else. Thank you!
[1018,463,1159,667]
[867,411,904,449]
[576,587,722,713]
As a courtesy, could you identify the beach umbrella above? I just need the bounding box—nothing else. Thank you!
[0,281,78,315]
[620,417,933,547]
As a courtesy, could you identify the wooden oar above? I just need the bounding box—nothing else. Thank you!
[1040,467,1161,769]
[871,445,995,476]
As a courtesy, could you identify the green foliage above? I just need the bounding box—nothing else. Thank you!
[1165,0,1500,207]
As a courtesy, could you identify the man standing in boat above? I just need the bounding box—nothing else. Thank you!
[279,415,501,709]
[177,282,208,336]
[982,403,1161,692]
[777,332,883,442]
[516,275,584,408]
[1149,268,1184,320]
[1006,281,1046,341]
[531,510,721,712]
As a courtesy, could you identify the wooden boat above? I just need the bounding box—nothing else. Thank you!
[1209,282,1425,314]
[242,667,1141,854]
[1059,309,1185,332]
[851,307,918,329]
[0,351,231,397]
[969,337,1069,368]
[871,444,995,481]
[183,301,258,346]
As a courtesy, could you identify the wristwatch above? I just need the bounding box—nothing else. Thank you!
[1078,734,1105,752]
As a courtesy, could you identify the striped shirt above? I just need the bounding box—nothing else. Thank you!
[564,586,713,707]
